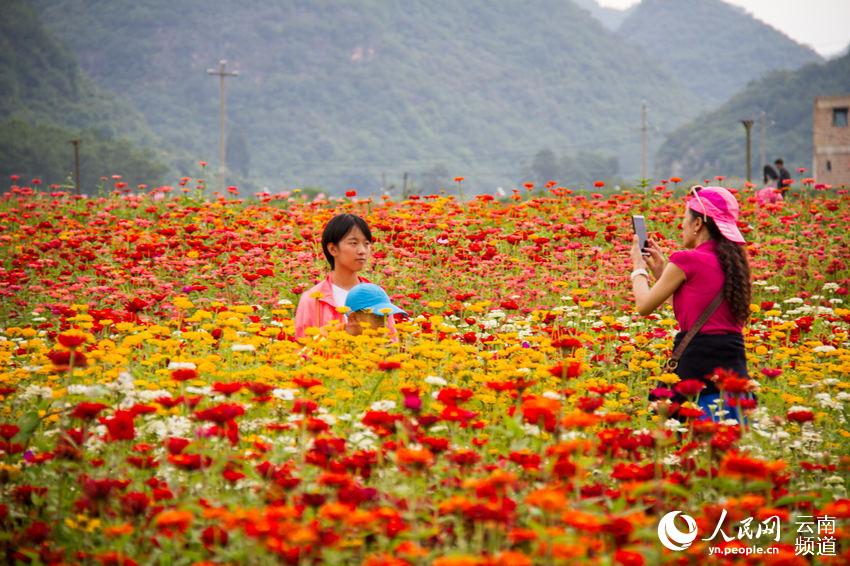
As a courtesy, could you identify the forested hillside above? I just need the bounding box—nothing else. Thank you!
[0,0,167,190]
[619,0,822,105]
[655,52,850,180]
[30,0,706,191]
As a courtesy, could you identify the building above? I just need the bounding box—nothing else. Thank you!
[813,95,850,187]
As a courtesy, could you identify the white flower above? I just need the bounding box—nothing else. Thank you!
[231,344,256,352]
[277,298,293,306]
[370,400,397,411]
[21,385,53,401]
[522,423,542,437]
[424,375,447,386]
[783,297,804,304]
[663,454,681,467]
[541,390,562,400]
[823,282,840,291]
[272,388,297,401]
[349,430,378,450]
[167,361,196,370]
[813,345,836,354]
[67,384,108,397]
[138,389,173,402]
[814,393,841,410]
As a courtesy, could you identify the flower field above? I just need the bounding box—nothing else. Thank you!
[1,179,849,565]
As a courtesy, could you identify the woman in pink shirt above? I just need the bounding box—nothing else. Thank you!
[629,186,753,422]
[294,214,373,338]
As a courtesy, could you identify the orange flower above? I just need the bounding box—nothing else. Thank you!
[103,523,134,537]
[363,555,411,566]
[561,410,600,429]
[525,487,567,513]
[820,498,850,518]
[395,447,434,469]
[492,551,532,566]
[318,502,355,521]
[433,556,481,566]
[719,453,783,480]
[154,509,193,533]
[439,496,473,515]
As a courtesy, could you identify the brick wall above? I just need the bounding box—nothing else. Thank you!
[813,96,850,187]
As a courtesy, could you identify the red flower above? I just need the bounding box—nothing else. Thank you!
[171,368,197,382]
[0,424,20,439]
[345,189,357,197]
[120,492,150,517]
[548,362,582,379]
[440,405,478,424]
[99,410,136,441]
[293,399,319,414]
[194,403,245,424]
[57,333,86,348]
[437,388,473,406]
[787,409,814,423]
[212,381,243,395]
[70,402,109,420]
[674,379,706,398]
[165,437,191,455]
[614,549,645,566]
[576,396,603,413]
[47,349,87,368]
[362,411,402,435]
[378,361,402,370]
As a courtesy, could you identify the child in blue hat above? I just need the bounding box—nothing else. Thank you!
[344,283,406,336]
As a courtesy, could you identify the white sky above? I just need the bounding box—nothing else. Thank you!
[598,0,850,57]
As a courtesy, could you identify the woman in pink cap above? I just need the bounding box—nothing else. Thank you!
[629,186,753,422]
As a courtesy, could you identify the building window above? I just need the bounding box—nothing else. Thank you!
[826,160,832,172]
[834,107,849,127]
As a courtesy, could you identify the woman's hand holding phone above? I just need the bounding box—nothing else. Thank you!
[643,239,666,278]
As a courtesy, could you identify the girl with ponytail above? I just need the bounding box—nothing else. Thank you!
[628,186,752,422]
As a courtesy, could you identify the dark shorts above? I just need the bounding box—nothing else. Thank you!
[672,331,749,397]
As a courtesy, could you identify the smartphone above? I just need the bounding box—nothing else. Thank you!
[632,215,648,252]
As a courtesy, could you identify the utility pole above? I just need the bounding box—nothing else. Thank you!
[69,139,81,194]
[641,101,648,181]
[207,60,239,193]
[759,110,766,177]
[741,119,754,182]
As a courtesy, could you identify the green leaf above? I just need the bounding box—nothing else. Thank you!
[11,411,41,444]
[774,494,817,507]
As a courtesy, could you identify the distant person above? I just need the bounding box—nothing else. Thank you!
[294,214,374,338]
[762,164,778,187]
[774,159,792,194]
[628,186,753,422]
[344,283,406,337]
[757,164,783,205]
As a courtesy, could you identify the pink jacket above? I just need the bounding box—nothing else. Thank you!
[294,275,399,339]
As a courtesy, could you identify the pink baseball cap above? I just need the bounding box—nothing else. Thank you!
[686,186,746,244]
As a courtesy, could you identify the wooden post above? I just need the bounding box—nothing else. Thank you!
[207,60,239,193]
[69,139,81,194]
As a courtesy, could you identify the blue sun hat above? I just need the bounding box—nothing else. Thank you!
[345,283,406,316]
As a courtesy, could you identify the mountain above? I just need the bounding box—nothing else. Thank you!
[29,0,707,192]
[655,52,850,180]
[618,0,823,105]
[573,0,634,31]
[0,0,167,190]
